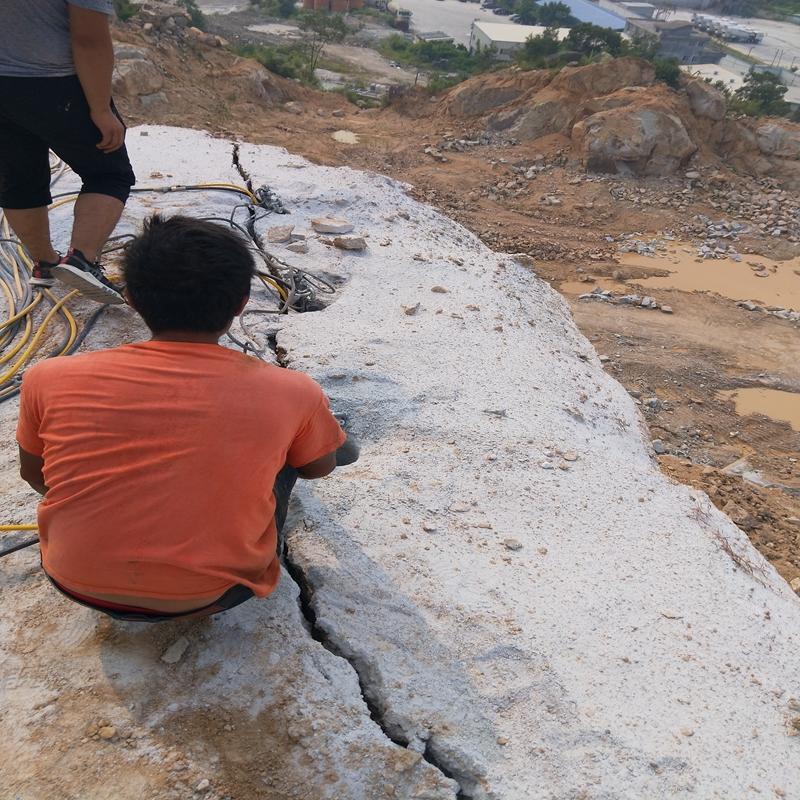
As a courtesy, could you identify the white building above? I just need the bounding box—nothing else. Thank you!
[469,21,571,61]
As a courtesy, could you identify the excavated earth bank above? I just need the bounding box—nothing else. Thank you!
[1,127,799,799]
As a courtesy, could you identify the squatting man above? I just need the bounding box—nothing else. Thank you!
[17,215,359,621]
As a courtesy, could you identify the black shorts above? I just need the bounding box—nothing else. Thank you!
[0,75,136,209]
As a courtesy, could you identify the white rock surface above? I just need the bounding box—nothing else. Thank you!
[1,127,799,799]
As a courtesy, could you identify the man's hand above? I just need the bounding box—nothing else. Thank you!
[91,108,125,153]
[69,6,120,151]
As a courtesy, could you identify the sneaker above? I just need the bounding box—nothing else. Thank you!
[29,258,59,287]
[51,249,125,305]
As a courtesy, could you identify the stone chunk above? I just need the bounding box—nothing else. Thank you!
[161,636,190,665]
[333,236,367,251]
[311,217,354,235]
[268,224,294,243]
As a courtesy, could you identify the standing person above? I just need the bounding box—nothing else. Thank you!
[0,1,136,304]
[17,215,357,622]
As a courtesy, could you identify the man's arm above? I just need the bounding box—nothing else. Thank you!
[18,446,48,496]
[68,5,125,153]
[296,450,337,480]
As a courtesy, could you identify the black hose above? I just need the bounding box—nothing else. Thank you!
[0,536,39,558]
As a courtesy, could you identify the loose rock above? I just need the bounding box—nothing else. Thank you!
[311,217,354,235]
[267,224,294,243]
[333,236,367,251]
[161,636,190,665]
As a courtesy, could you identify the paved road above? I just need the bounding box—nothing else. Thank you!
[197,0,522,47]
[670,10,800,71]
[391,0,517,46]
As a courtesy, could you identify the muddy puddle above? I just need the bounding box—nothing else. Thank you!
[720,388,800,432]
[622,248,800,309]
[331,130,359,144]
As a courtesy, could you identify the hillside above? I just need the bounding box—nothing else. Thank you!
[1,8,800,798]
[1,125,799,800]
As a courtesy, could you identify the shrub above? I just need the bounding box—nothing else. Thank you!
[113,0,138,20]
[653,57,681,88]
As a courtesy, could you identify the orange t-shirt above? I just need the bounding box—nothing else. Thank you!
[16,341,345,601]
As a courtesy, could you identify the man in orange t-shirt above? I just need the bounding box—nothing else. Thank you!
[16,214,353,621]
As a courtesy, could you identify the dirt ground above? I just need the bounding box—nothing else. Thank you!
[113,23,800,592]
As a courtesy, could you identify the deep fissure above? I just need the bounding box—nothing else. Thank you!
[281,546,475,799]
[236,142,476,797]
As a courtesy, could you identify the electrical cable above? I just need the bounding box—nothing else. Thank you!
[0,536,39,558]
[1,159,337,550]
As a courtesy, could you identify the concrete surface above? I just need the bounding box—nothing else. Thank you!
[1,126,799,799]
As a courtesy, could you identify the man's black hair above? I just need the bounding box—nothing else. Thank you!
[122,214,255,333]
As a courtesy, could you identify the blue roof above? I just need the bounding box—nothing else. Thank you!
[538,0,626,29]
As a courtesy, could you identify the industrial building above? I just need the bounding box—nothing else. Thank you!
[626,18,723,64]
[469,21,571,60]
[550,0,626,30]
[618,2,656,19]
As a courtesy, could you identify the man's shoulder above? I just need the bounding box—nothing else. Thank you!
[248,360,323,396]
[25,346,129,383]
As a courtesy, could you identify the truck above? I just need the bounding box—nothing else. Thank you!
[692,14,764,43]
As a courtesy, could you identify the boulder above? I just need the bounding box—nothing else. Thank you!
[443,70,552,117]
[579,86,652,116]
[225,62,293,106]
[549,57,655,97]
[756,121,800,159]
[112,59,164,97]
[140,91,168,109]
[573,108,697,176]
[488,91,574,139]
[685,79,726,121]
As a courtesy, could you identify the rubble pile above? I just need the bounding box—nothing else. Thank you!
[579,287,672,313]
[707,182,800,241]
[738,301,800,323]
[134,2,227,48]
[436,131,517,152]
[440,59,800,189]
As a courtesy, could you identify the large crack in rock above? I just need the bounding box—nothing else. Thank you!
[283,539,481,799]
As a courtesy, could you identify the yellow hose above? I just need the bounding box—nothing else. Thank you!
[0,290,78,386]
[0,524,38,532]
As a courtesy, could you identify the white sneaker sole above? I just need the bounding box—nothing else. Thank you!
[28,277,56,288]
[51,264,125,305]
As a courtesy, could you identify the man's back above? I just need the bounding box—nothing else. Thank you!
[17,342,344,602]
[0,1,114,78]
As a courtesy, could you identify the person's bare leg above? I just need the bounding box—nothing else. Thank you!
[3,207,59,263]
[70,192,124,262]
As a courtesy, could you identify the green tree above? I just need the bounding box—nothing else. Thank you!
[112,0,138,20]
[516,27,562,67]
[170,0,206,28]
[537,1,575,26]
[297,11,349,76]
[566,22,623,56]
[734,70,791,117]
[512,0,540,25]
